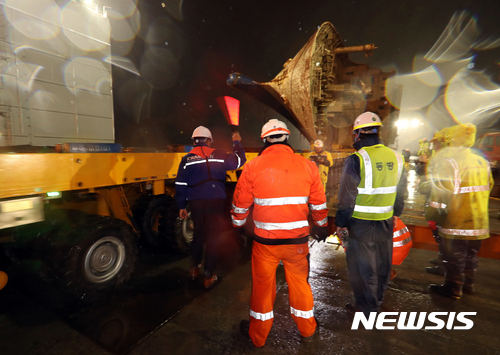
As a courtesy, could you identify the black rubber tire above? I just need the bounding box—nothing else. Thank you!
[60,221,137,302]
[140,195,177,248]
[172,211,194,255]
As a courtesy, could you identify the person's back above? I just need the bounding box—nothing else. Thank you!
[175,126,245,289]
[428,147,491,238]
[353,144,403,222]
[231,119,328,348]
[244,144,324,240]
[335,112,407,316]
[425,123,493,299]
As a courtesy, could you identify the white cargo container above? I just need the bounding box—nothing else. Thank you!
[0,0,114,146]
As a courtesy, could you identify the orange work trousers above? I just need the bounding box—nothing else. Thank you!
[249,241,316,347]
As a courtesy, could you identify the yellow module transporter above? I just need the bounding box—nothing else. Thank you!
[0,3,392,299]
[0,2,253,300]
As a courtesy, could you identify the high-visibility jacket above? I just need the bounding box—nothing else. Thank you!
[306,150,332,190]
[425,147,493,240]
[175,141,245,209]
[417,140,430,156]
[352,145,404,221]
[392,216,412,265]
[231,144,328,243]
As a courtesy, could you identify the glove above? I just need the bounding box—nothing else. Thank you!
[311,225,328,243]
[427,221,441,244]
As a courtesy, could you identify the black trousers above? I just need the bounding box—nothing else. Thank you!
[189,199,226,277]
[346,237,393,316]
[442,239,482,287]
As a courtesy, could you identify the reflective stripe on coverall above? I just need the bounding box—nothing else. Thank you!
[231,144,327,347]
[392,216,412,265]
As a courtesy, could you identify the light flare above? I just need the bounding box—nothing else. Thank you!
[445,69,500,125]
[4,0,61,40]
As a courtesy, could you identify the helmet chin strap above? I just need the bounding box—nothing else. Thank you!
[354,127,378,143]
[354,130,361,143]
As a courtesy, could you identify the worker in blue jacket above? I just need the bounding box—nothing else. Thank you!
[175,126,246,288]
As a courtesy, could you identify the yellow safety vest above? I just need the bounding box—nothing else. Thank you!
[352,144,404,221]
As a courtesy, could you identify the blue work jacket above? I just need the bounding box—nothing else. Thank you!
[175,141,246,209]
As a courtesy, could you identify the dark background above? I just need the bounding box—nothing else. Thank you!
[108,0,500,150]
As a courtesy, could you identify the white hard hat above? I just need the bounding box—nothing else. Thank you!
[313,139,324,148]
[353,112,382,132]
[192,126,213,142]
[261,119,290,142]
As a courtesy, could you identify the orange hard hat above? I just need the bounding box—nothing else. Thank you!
[0,271,8,290]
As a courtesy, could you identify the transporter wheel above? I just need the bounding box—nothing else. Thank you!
[172,211,194,255]
[141,196,177,247]
[62,222,137,302]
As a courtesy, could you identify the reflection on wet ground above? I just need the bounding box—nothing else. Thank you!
[3,164,500,354]
[0,222,250,354]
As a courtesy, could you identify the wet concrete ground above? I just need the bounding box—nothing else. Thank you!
[2,165,500,354]
[2,241,500,355]
[127,244,500,355]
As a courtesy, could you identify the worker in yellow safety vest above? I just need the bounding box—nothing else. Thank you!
[306,139,332,191]
[335,111,407,316]
[425,123,493,299]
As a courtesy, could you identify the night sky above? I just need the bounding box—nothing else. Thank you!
[110,0,500,150]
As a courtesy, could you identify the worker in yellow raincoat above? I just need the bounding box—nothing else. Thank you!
[306,139,332,191]
[425,123,493,299]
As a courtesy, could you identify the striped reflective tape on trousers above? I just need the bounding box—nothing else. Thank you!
[353,205,394,213]
[254,220,309,231]
[185,159,225,167]
[309,202,327,210]
[429,201,447,209]
[254,196,309,206]
[232,217,247,226]
[175,182,188,186]
[250,309,274,321]
[393,236,412,247]
[290,306,314,319]
[316,217,328,226]
[438,228,489,236]
[232,204,249,214]
[393,226,409,238]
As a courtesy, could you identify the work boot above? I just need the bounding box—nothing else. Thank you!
[300,317,319,343]
[239,320,251,340]
[430,284,461,300]
[203,274,218,289]
[429,259,439,265]
[463,283,474,295]
[300,332,315,343]
[425,266,445,276]
[463,270,476,295]
[189,265,201,280]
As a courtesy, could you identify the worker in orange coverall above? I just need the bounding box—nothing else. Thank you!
[231,119,329,347]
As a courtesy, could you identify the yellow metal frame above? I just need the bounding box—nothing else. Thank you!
[0,152,186,199]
